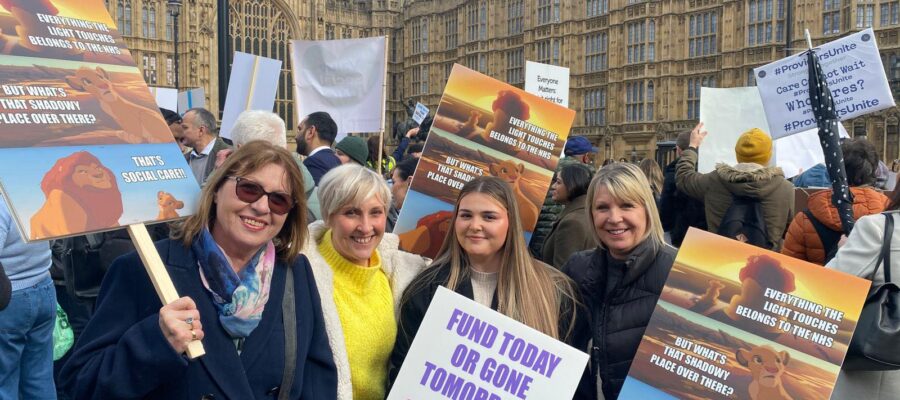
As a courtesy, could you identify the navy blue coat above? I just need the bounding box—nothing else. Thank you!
[303,149,341,186]
[60,239,337,400]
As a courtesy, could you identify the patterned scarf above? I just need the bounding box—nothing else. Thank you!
[192,228,275,338]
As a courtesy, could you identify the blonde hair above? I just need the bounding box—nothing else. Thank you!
[173,140,308,262]
[424,176,579,339]
[639,158,664,197]
[317,164,391,224]
[587,162,665,248]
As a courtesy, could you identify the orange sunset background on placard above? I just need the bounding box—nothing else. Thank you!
[0,0,116,27]
[443,64,575,137]
[676,228,871,320]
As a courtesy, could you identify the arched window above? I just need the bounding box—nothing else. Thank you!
[116,1,125,32]
[149,5,157,39]
[230,0,299,129]
[123,3,132,35]
[142,5,149,37]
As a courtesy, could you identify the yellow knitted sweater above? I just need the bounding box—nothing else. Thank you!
[318,231,396,400]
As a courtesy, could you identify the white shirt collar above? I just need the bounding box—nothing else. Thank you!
[307,145,331,157]
[190,138,216,158]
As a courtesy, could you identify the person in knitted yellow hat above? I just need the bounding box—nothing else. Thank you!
[735,128,773,165]
[673,122,795,251]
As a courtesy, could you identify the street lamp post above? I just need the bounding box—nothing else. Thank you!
[167,0,182,90]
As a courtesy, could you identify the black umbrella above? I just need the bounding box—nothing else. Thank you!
[807,49,855,234]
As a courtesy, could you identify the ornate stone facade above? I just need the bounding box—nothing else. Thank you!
[112,0,900,162]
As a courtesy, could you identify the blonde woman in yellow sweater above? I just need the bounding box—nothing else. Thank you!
[302,164,429,400]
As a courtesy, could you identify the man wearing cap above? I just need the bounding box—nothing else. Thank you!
[529,135,596,257]
[676,123,794,250]
[660,130,707,247]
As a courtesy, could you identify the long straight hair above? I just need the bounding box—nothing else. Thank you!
[429,176,578,339]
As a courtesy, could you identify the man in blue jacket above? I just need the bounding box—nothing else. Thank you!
[296,111,341,185]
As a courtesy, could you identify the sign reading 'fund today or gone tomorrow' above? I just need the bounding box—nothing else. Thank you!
[754,28,895,139]
[388,287,588,400]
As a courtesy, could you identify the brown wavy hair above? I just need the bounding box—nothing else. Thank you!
[173,140,308,262]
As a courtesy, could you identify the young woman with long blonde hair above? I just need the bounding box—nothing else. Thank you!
[388,176,589,393]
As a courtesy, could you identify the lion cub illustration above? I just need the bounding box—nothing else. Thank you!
[156,191,184,220]
[65,66,172,144]
[736,345,793,400]
[691,279,725,312]
[487,159,539,228]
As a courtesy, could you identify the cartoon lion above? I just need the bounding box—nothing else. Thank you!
[482,90,530,142]
[30,151,123,240]
[736,345,793,400]
[65,66,173,144]
[156,191,184,220]
[398,210,453,259]
[724,254,795,333]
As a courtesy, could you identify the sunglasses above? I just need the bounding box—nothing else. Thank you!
[229,176,295,215]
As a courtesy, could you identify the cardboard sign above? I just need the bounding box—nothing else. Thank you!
[698,87,771,173]
[290,37,386,138]
[388,286,589,400]
[148,86,177,111]
[177,87,205,115]
[393,64,575,259]
[774,123,849,179]
[218,52,282,140]
[524,61,569,107]
[754,28,895,139]
[0,0,199,241]
[413,101,429,125]
[620,229,869,399]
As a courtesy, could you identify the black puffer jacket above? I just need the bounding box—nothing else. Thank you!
[660,158,706,247]
[563,239,676,399]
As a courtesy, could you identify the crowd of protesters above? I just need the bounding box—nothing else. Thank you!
[1,105,897,400]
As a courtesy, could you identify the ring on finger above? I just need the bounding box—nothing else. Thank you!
[190,329,197,341]
[184,317,194,326]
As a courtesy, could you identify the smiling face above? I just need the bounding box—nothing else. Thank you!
[71,162,113,189]
[592,185,647,260]
[455,192,510,268]
[329,195,387,266]
[211,163,290,261]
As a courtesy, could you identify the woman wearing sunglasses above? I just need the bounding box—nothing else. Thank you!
[389,176,591,396]
[61,141,337,399]
[301,164,429,400]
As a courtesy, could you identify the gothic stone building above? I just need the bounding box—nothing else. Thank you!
[108,0,900,163]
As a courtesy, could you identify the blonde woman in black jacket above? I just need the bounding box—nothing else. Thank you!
[563,163,677,399]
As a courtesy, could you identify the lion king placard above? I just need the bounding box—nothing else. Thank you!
[619,228,870,399]
[393,64,575,259]
[0,0,198,241]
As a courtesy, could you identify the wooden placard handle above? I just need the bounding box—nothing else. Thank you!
[127,223,206,359]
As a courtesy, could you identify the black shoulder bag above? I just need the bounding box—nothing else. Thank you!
[843,212,900,371]
[278,266,297,399]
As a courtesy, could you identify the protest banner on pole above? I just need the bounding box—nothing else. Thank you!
[388,286,589,400]
[524,61,570,107]
[148,86,177,111]
[177,87,205,115]
[619,228,869,399]
[697,86,848,177]
[754,28,895,139]
[218,52,281,140]
[0,0,203,357]
[290,37,386,139]
[413,102,429,125]
[393,64,574,259]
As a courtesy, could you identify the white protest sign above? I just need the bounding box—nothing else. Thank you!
[774,122,849,179]
[177,88,205,115]
[148,86,177,111]
[290,37,386,139]
[388,286,588,400]
[698,87,772,173]
[413,102,429,124]
[524,61,570,107]
[754,28,895,139]
[219,52,282,139]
